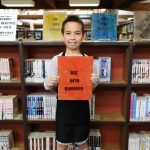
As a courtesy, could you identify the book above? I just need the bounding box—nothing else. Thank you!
[91,13,117,41]
[0,130,14,150]
[43,12,67,41]
[58,56,93,100]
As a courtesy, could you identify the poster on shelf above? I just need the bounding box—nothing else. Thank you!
[43,12,67,41]
[91,13,117,41]
[134,11,150,41]
[0,10,18,41]
[58,56,93,100]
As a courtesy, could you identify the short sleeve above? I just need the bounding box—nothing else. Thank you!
[48,56,58,76]
[44,55,58,90]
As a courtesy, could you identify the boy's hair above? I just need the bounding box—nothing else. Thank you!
[61,15,84,34]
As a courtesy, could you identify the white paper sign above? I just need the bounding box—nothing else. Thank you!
[0,10,18,41]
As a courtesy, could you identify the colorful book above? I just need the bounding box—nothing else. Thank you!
[91,13,117,41]
[58,56,93,100]
[98,57,111,82]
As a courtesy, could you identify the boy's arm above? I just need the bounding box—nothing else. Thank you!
[91,73,99,91]
[91,60,99,91]
[44,55,58,91]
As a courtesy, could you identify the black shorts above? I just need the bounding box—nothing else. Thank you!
[56,100,90,144]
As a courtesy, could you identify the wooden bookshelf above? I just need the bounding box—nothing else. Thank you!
[21,40,131,150]
[128,41,150,149]
[1,40,150,150]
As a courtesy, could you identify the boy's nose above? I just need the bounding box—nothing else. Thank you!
[70,34,75,39]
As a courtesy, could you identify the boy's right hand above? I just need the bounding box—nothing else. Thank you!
[45,75,59,88]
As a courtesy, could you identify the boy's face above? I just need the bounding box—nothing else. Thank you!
[62,21,85,51]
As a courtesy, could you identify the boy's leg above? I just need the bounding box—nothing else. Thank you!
[78,142,88,150]
[57,142,68,150]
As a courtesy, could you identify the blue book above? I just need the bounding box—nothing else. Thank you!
[91,13,117,41]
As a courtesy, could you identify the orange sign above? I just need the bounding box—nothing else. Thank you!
[58,56,93,100]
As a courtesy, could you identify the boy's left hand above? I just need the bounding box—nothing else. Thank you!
[91,73,99,88]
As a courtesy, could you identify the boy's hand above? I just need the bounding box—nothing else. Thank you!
[91,73,99,88]
[46,75,59,87]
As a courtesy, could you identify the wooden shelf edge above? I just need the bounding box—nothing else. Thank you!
[0,78,21,85]
[102,144,121,150]
[22,40,131,46]
[98,79,127,87]
[129,121,150,125]
[0,114,23,123]
[131,83,150,87]
[91,113,126,124]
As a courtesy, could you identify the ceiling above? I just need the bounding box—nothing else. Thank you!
[0,0,150,10]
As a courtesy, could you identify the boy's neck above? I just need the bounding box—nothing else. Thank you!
[65,49,81,56]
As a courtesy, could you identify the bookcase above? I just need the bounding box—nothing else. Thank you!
[129,41,150,148]
[1,40,150,150]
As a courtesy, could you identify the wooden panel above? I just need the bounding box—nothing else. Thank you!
[95,87,126,113]
[133,45,150,59]
[91,125,123,148]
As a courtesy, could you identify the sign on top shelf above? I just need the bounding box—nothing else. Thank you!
[91,13,117,41]
[0,10,18,41]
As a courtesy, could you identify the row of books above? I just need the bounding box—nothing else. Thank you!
[118,22,134,34]
[25,59,51,83]
[132,59,150,83]
[0,130,14,150]
[16,30,42,40]
[25,57,111,84]
[130,92,150,121]
[0,95,18,120]
[0,58,13,80]
[128,131,150,150]
[27,93,57,120]
[27,93,95,120]
[28,129,101,150]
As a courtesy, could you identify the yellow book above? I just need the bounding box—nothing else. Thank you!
[43,12,67,41]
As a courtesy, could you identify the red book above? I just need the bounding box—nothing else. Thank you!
[58,56,93,100]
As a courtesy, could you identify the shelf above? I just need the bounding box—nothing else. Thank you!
[102,144,121,150]
[22,40,131,46]
[25,82,44,86]
[0,41,19,46]
[98,79,127,87]
[129,121,150,125]
[27,119,55,123]
[0,78,21,86]
[92,113,126,125]
[0,114,23,123]
[131,83,150,87]
[27,114,125,125]
[134,40,150,45]
[25,79,127,87]
[13,144,24,150]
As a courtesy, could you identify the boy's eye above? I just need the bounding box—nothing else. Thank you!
[76,32,81,35]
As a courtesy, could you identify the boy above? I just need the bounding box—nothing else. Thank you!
[44,15,99,150]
